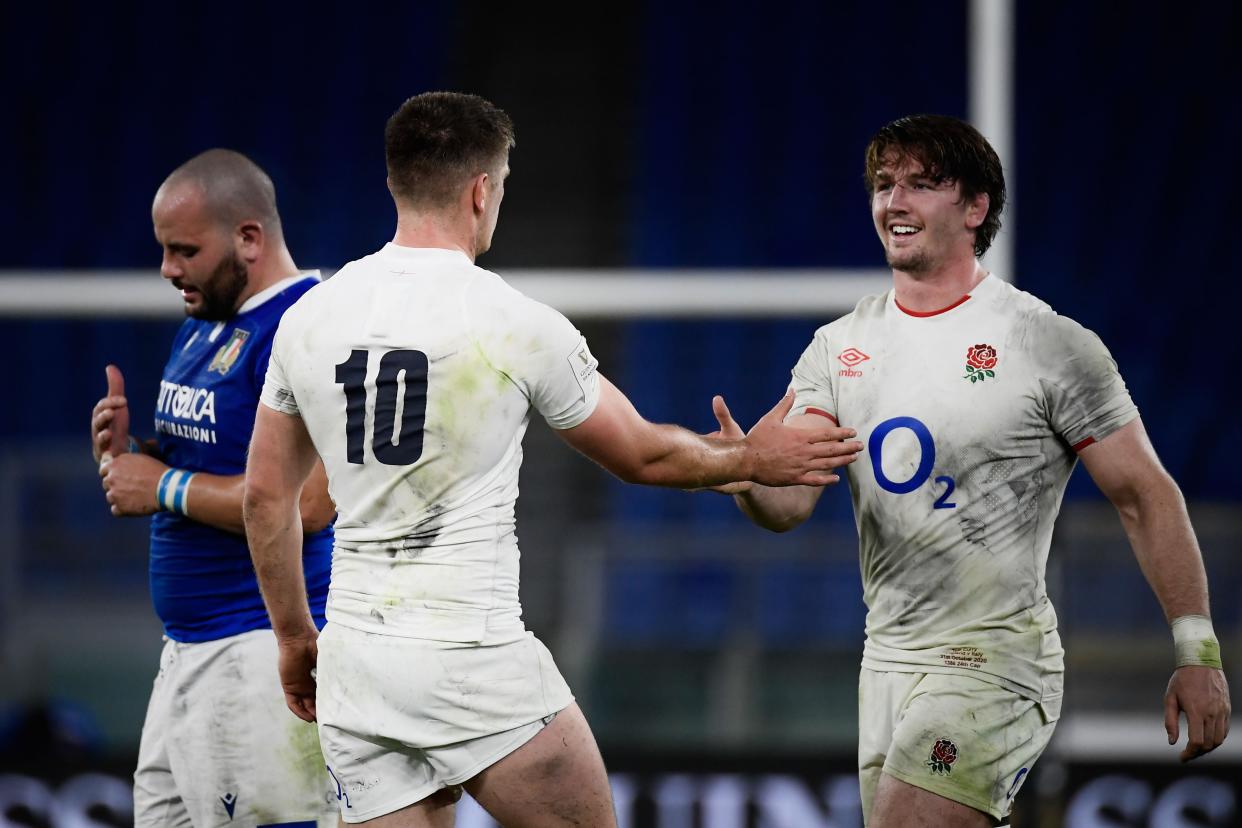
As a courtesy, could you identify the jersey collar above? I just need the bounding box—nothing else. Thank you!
[381,243,473,265]
[236,271,321,315]
[891,272,1000,318]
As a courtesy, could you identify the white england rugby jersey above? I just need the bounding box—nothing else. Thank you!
[790,274,1137,707]
[261,244,600,645]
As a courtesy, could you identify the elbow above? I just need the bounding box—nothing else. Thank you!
[300,515,333,535]
[738,496,813,534]
[299,501,336,535]
[761,514,807,534]
[740,501,809,533]
[617,465,658,486]
[242,478,280,530]
[241,485,261,526]
[297,481,337,534]
[1112,497,1141,528]
[1109,473,1181,528]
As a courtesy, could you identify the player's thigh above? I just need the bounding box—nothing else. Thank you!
[877,672,1054,824]
[133,640,194,828]
[463,703,616,828]
[871,772,992,828]
[858,668,925,823]
[334,787,460,828]
[173,631,336,826]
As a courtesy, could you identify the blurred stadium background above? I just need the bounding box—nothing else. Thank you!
[1,1,1239,825]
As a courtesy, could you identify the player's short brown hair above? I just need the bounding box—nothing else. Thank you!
[864,114,1006,258]
[385,92,515,209]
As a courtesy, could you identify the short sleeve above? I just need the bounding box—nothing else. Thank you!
[259,318,300,416]
[1036,314,1138,450]
[529,330,601,430]
[789,326,839,424]
[469,281,600,430]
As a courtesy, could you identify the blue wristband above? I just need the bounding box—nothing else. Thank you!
[156,468,195,516]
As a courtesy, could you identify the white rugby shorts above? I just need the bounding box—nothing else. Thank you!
[315,623,574,823]
[858,668,1059,822]
[133,629,338,827]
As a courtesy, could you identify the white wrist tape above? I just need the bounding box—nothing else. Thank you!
[1171,615,1222,669]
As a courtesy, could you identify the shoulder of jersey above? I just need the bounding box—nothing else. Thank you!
[284,272,333,313]
[991,278,1054,316]
[994,284,1109,368]
[811,289,885,340]
[470,266,558,317]
[854,289,889,317]
[473,265,523,296]
[992,281,1085,338]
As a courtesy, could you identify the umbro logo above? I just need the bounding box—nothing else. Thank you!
[837,348,870,377]
[220,792,237,818]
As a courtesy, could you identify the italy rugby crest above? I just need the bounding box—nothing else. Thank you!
[209,329,250,375]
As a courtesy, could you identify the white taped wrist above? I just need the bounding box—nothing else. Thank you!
[1171,615,1222,669]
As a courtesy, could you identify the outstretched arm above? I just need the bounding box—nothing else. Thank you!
[710,395,832,532]
[556,376,861,490]
[1079,418,1231,761]
[243,403,323,723]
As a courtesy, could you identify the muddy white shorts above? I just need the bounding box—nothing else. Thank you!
[133,629,338,827]
[315,623,574,823]
[858,668,1059,823]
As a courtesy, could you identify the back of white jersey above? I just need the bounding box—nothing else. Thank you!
[790,275,1137,707]
[262,244,599,644]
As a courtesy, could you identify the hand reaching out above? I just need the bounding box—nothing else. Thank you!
[708,391,862,489]
[706,396,753,494]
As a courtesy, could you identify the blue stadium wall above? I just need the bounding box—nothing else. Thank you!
[2,0,1238,502]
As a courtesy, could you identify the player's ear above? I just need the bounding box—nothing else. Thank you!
[965,192,990,230]
[236,219,264,263]
[471,172,489,215]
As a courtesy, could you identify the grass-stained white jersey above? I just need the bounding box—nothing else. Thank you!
[261,244,600,645]
[790,274,1137,708]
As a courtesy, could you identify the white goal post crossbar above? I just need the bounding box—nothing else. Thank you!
[0,270,892,319]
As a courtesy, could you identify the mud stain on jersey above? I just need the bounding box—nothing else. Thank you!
[958,517,988,548]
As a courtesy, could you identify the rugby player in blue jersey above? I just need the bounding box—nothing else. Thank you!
[91,149,339,827]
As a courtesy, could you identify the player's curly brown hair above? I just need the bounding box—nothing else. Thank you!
[864,114,1006,258]
[385,92,515,209]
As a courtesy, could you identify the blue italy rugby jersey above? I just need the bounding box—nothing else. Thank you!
[150,274,332,642]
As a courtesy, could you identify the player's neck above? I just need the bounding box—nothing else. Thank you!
[392,211,477,262]
[891,258,988,313]
[234,247,302,310]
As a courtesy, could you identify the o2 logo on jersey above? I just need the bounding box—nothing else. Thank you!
[335,349,428,465]
[868,416,956,509]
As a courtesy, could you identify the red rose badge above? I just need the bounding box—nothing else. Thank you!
[927,738,958,775]
[964,344,998,383]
